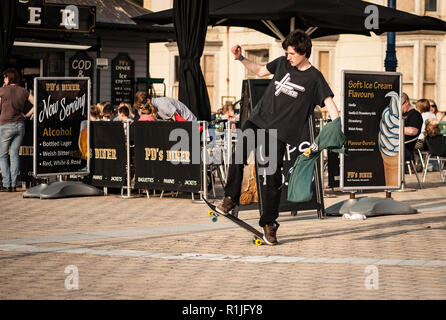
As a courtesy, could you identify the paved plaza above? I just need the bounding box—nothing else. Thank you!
[0,172,445,300]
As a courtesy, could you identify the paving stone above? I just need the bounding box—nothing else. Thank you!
[0,174,446,299]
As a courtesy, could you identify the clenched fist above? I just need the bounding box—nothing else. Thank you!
[231,45,242,59]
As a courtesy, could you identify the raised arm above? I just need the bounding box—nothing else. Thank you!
[231,45,271,77]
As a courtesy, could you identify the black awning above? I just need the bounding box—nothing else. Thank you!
[47,0,157,26]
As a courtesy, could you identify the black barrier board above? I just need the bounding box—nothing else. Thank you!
[340,71,402,190]
[133,121,201,193]
[239,79,270,128]
[328,150,340,188]
[87,121,126,188]
[33,77,90,177]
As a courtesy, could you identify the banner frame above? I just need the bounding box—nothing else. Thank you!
[340,70,403,192]
[33,77,91,178]
[132,121,202,193]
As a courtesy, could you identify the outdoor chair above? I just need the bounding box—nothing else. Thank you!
[415,148,429,173]
[422,135,446,182]
[404,137,423,189]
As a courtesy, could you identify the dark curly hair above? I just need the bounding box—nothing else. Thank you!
[282,29,312,58]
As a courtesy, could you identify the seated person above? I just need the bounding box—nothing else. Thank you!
[90,104,101,121]
[425,121,441,138]
[133,91,151,121]
[102,104,116,121]
[416,98,436,149]
[119,102,135,120]
[138,102,157,121]
[221,101,239,130]
[148,95,197,121]
[427,101,446,135]
[118,105,133,122]
[428,117,446,136]
[96,100,111,116]
[221,101,239,122]
[425,121,446,156]
[402,93,423,161]
[429,100,445,122]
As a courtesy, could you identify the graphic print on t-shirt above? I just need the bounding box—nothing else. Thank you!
[274,73,305,98]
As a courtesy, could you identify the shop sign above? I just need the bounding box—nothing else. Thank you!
[17,0,96,33]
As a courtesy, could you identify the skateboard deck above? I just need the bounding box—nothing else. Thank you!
[203,197,264,246]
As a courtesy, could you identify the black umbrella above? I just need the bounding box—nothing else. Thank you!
[0,0,17,72]
[210,0,446,39]
[134,0,280,39]
[173,0,211,121]
[135,0,446,40]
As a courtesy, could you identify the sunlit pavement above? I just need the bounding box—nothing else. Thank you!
[0,172,445,299]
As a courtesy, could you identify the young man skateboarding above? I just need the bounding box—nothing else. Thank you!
[216,30,340,245]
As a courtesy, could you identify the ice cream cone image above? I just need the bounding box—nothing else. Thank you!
[378,91,400,186]
[380,151,399,185]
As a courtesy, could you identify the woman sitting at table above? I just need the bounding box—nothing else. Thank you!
[138,102,157,121]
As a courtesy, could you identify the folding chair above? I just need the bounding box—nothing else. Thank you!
[423,135,446,182]
[404,137,423,189]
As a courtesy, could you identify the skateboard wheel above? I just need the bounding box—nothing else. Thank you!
[208,210,213,217]
[211,216,218,223]
[255,239,263,246]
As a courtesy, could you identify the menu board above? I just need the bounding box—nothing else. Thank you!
[69,51,94,79]
[111,53,135,105]
[33,77,90,177]
[340,71,402,190]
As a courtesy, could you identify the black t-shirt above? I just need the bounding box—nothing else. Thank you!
[249,56,333,145]
[403,108,423,151]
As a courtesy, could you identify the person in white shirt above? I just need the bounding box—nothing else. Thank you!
[148,95,197,121]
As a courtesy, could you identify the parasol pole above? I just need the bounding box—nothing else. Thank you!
[385,0,397,71]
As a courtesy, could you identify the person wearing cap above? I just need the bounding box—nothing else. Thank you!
[148,95,197,121]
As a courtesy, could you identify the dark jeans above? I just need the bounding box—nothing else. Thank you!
[0,122,25,188]
[405,145,413,162]
[224,120,287,227]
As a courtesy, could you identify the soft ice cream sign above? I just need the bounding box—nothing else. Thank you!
[340,71,402,190]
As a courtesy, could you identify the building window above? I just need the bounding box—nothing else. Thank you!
[202,54,215,111]
[174,55,180,82]
[172,55,180,99]
[172,54,216,110]
[423,45,437,100]
[318,51,330,85]
[425,0,437,12]
[245,49,269,79]
[397,0,415,13]
[396,46,414,98]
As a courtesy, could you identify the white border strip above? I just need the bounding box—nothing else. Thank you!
[14,41,91,50]
[1,244,445,267]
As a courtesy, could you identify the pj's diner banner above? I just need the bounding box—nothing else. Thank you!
[133,121,201,193]
[88,121,126,188]
[33,77,90,177]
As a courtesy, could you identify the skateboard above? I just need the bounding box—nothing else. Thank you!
[203,197,264,246]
